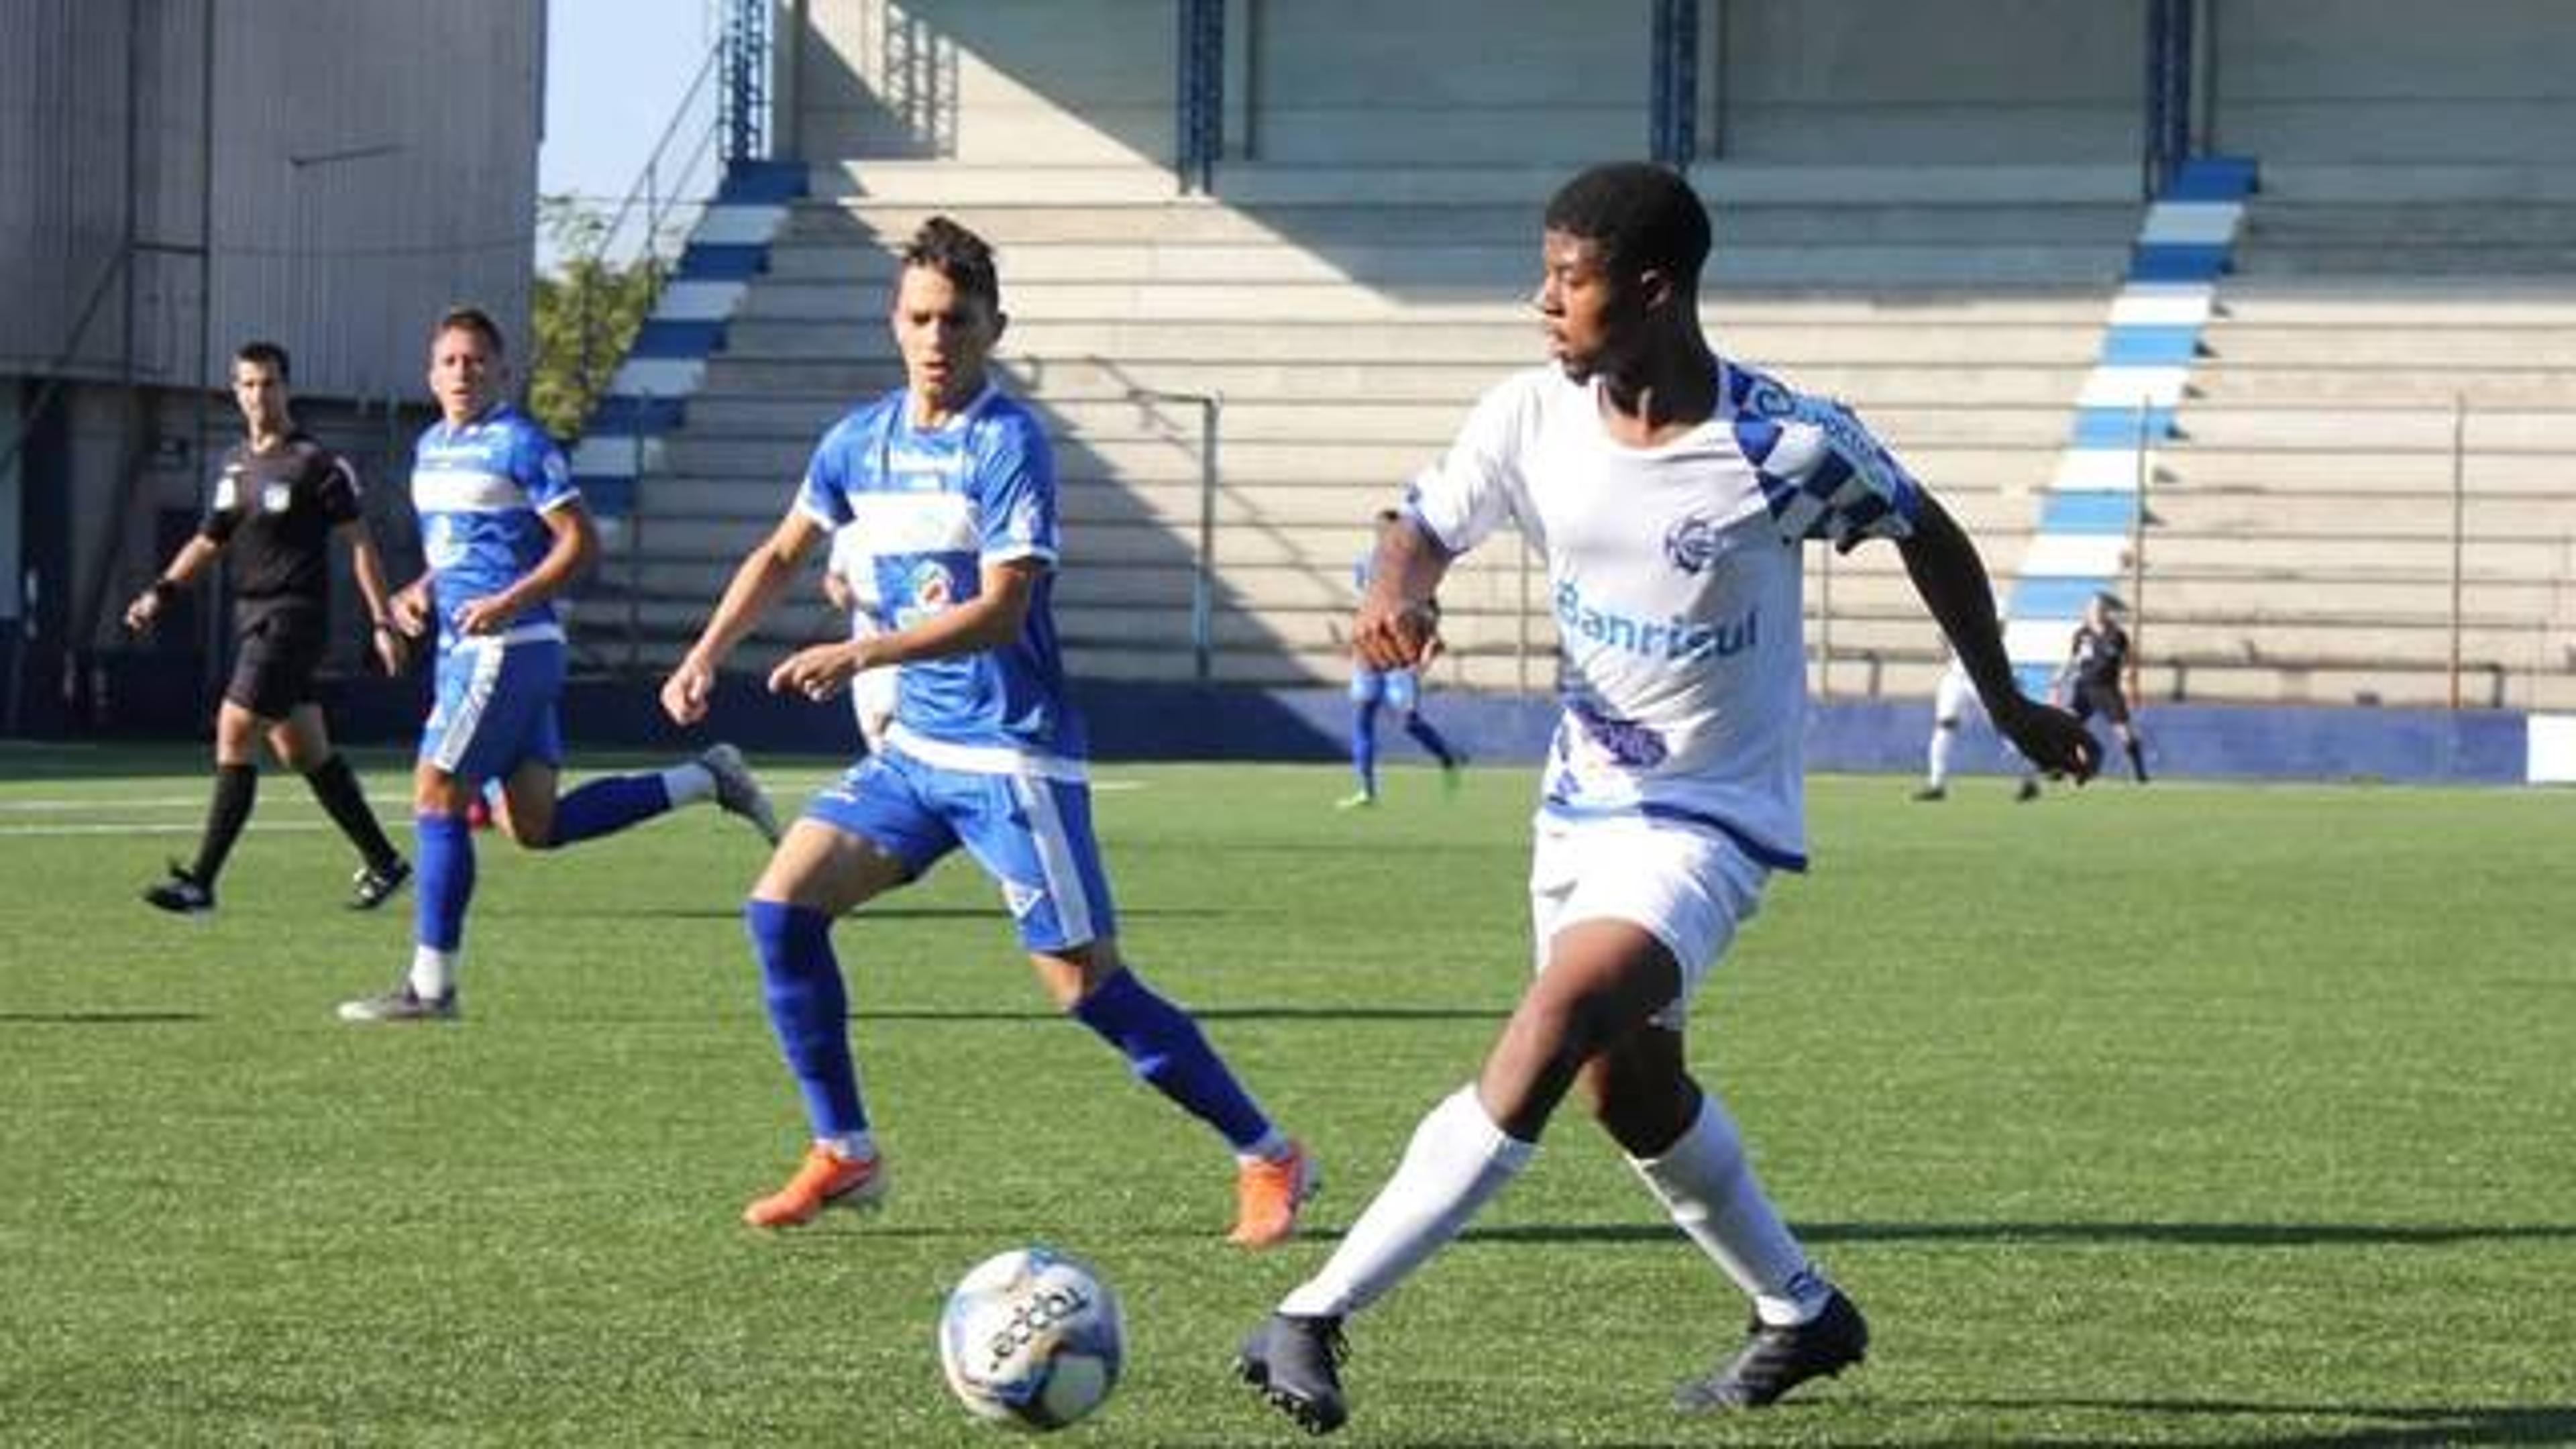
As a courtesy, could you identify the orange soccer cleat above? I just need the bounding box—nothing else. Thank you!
[742,1143,887,1228]
[1228,1140,1320,1248]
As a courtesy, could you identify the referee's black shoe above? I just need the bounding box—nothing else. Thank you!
[347,857,413,911]
[142,863,215,915]
[1675,1288,1869,1412]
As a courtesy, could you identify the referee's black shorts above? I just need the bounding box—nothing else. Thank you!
[226,600,329,718]
[2066,677,2132,726]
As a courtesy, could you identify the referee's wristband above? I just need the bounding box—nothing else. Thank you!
[148,579,178,603]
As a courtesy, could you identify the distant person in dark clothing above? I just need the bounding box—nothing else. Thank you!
[123,340,413,914]
[2053,592,2149,782]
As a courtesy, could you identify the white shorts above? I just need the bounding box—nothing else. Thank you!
[1527,813,1770,1031]
[1933,664,1982,727]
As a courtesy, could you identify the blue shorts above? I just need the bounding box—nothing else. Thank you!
[419,637,565,787]
[1350,665,1419,711]
[804,747,1118,953]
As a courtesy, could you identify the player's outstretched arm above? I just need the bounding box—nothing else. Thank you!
[1896,492,2099,783]
[665,510,828,723]
[1352,514,1451,671]
[768,555,1038,701]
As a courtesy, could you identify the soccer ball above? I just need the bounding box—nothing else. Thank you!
[937,1246,1124,1432]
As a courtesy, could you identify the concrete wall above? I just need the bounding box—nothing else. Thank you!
[1247,0,1652,164]
[793,0,1178,165]
[2211,0,2576,177]
[1717,0,2145,162]
[0,0,542,399]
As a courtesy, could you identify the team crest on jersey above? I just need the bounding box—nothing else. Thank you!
[213,468,244,512]
[892,559,956,628]
[1663,514,1723,574]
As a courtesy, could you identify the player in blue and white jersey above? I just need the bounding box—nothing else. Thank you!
[1338,508,1463,809]
[1235,165,2101,1434]
[335,307,780,1024]
[660,218,1313,1242]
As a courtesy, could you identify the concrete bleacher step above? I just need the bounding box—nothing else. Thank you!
[718,315,2109,366]
[2150,449,2576,493]
[812,160,2146,207]
[688,360,2094,413]
[2184,365,2576,407]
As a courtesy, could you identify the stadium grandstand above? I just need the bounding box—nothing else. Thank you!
[7,0,2572,779]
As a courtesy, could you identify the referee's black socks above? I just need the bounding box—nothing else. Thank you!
[305,754,402,870]
[193,763,258,885]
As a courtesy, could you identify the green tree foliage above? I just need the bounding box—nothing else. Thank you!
[528,195,663,441]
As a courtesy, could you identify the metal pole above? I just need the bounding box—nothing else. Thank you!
[2129,395,2150,704]
[1815,539,1831,699]
[1517,537,1532,694]
[1126,387,1222,680]
[1195,395,1218,681]
[2449,392,2466,709]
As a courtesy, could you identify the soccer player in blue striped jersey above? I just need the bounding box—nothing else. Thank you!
[1233,164,2102,1434]
[336,307,780,1023]
[1340,507,1463,808]
[661,217,1314,1242]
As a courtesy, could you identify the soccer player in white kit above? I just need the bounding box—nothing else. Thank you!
[1917,651,2043,802]
[1234,164,2100,1434]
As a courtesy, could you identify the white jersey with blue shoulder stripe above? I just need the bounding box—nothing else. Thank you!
[411,402,578,643]
[795,384,1084,771]
[1402,360,1921,869]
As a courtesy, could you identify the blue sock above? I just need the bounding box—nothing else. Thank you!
[1351,699,1382,794]
[414,812,475,951]
[745,899,867,1139]
[1073,969,1271,1152]
[549,773,673,846]
[1403,711,1459,768]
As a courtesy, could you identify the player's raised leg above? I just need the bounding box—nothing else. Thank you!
[961,767,1316,1246]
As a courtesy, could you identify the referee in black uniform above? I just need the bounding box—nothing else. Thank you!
[124,340,413,913]
[2051,590,2150,784]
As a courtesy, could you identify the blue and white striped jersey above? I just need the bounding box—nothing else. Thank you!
[795,384,1083,772]
[411,403,578,643]
[1404,361,1921,869]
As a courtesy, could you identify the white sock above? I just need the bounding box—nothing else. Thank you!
[409,945,458,1001]
[1277,1085,1534,1318]
[1628,1092,1832,1327]
[1234,1128,1291,1165]
[818,1131,876,1161]
[1926,724,1956,788]
[661,762,716,807]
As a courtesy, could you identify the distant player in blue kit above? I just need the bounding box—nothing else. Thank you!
[1234,165,2102,1434]
[661,218,1316,1241]
[1339,508,1463,809]
[336,307,780,1023]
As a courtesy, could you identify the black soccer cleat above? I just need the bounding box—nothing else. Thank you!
[1910,784,1947,802]
[1235,1312,1350,1435]
[142,862,215,915]
[347,857,413,911]
[1674,1288,1869,1413]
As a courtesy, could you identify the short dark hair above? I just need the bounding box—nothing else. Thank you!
[1543,162,1711,290]
[433,305,507,356]
[900,215,1001,309]
[233,340,292,382]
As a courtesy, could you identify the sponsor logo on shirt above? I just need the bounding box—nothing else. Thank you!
[1552,580,1758,663]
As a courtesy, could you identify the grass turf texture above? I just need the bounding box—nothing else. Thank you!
[3,747,2571,1446]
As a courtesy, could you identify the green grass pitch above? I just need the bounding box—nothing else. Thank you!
[4,744,2572,1445]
